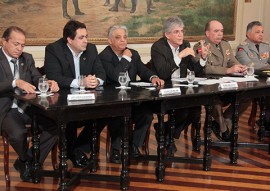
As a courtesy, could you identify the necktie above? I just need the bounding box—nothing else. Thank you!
[11,59,26,113]
[11,58,19,79]
[255,44,259,52]
[216,44,221,51]
[10,58,24,112]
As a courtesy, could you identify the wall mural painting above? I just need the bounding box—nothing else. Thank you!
[0,0,237,45]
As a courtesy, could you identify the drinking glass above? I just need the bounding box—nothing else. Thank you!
[187,71,195,84]
[118,72,127,88]
[78,75,86,91]
[38,77,49,96]
[246,66,254,77]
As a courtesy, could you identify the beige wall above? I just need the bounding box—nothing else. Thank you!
[236,0,270,42]
[24,0,269,67]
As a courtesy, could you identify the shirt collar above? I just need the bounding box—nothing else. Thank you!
[67,44,83,58]
[2,48,13,62]
[167,40,179,53]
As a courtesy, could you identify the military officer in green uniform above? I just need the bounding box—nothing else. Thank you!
[236,21,270,70]
[193,20,248,142]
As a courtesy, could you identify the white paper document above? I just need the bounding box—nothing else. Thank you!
[220,76,259,82]
[115,86,131,89]
[173,84,198,87]
[171,77,207,82]
[198,79,220,85]
[198,76,259,85]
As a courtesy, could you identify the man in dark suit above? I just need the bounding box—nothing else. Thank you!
[0,26,59,182]
[44,20,106,168]
[150,16,209,153]
[99,24,164,163]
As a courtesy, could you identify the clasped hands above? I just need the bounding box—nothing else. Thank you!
[83,75,99,88]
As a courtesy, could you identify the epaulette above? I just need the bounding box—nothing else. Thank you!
[240,41,248,46]
[261,41,269,45]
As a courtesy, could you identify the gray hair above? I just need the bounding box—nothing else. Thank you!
[246,21,262,33]
[163,16,184,34]
[107,25,128,38]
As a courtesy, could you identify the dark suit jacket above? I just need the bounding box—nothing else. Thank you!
[150,37,204,82]
[44,38,106,88]
[99,45,155,85]
[0,48,41,131]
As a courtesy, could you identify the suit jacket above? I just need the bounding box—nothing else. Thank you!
[150,37,204,82]
[99,45,155,85]
[194,38,239,75]
[0,48,41,130]
[235,39,270,70]
[44,38,106,88]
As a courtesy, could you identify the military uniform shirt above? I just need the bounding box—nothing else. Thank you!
[235,38,270,70]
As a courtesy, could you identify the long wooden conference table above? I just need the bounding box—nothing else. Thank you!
[13,76,270,190]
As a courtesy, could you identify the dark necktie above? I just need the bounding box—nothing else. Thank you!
[11,58,19,79]
[216,44,221,51]
[255,44,259,52]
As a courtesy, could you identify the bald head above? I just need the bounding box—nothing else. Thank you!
[205,20,224,44]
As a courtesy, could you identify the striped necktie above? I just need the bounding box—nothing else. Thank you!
[11,58,19,79]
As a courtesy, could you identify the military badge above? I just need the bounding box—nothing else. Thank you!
[225,49,230,55]
[209,51,212,57]
[260,52,269,59]
[249,53,254,58]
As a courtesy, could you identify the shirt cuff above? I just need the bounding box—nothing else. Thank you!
[97,78,104,86]
[149,75,158,82]
[199,58,207,67]
[12,79,17,88]
[122,55,131,62]
[71,79,79,88]
[174,56,181,67]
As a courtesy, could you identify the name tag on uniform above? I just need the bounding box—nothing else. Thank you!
[67,93,95,101]
[159,88,181,96]
[219,82,238,89]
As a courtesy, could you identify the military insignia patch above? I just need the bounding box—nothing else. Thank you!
[225,49,230,55]
[240,41,248,46]
[238,48,243,52]
[260,52,269,59]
